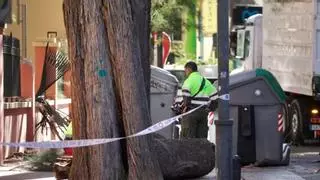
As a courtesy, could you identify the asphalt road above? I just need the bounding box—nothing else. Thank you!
[288,146,320,180]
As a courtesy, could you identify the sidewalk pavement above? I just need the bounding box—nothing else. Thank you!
[240,167,304,180]
[192,167,305,180]
[0,171,54,180]
[0,164,315,180]
[0,163,54,180]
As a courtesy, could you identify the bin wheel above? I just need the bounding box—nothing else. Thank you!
[289,99,305,145]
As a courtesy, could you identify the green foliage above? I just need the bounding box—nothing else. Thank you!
[0,0,5,7]
[170,41,184,58]
[151,0,199,64]
[25,149,62,171]
[151,0,196,37]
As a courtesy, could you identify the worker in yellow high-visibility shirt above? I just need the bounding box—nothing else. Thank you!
[180,61,218,138]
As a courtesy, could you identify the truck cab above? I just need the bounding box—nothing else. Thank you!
[231,14,263,75]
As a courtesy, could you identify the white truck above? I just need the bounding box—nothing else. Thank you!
[233,0,320,144]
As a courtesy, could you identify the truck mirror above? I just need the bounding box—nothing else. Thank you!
[230,32,237,57]
[244,30,251,59]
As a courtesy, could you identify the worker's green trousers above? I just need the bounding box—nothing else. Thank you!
[180,106,208,138]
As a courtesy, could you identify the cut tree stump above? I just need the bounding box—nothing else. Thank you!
[52,136,215,180]
[152,135,215,180]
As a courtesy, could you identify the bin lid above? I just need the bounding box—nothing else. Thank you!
[151,66,179,93]
[255,68,286,103]
[230,68,286,103]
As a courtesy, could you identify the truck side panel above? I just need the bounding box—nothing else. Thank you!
[315,1,320,75]
[262,1,315,96]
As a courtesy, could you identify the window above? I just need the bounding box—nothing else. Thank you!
[236,30,245,59]
[236,30,250,59]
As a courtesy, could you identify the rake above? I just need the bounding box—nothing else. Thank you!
[35,42,71,140]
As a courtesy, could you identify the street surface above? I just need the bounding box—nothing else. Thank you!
[288,146,320,180]
[194,146,320,180]
[0,146,319,180]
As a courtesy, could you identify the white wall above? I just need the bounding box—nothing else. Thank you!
[4,0,65,61]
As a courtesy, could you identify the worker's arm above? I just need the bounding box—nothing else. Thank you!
[182,90,192,112]
[181,80,192,112]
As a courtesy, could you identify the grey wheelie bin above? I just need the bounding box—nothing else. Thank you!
[150,66,179,139]
[229,69,290,166]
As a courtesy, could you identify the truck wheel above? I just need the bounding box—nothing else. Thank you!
[289,99,304,145]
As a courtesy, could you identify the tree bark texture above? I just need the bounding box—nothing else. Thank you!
[63,0,162,180]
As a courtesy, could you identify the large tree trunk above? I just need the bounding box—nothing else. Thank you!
[63,1,126,179]
[63,0,162,180]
